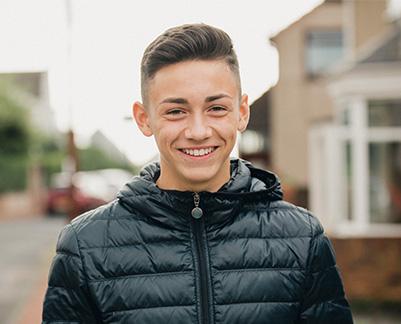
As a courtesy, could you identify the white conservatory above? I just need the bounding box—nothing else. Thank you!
[309,22,401,237]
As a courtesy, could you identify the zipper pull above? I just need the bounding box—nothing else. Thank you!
[191,192,203,219]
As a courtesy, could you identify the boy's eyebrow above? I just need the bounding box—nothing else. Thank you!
[159,94,232,105]
[205,94,232,102]
[159,97,189,105]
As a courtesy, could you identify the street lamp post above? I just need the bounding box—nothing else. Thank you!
[65,0,79,221]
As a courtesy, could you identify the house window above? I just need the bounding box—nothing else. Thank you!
[368,99,401,223]
[369,142,401,223]
[368,99,401,127]
[344,140,353,221]
[305,30,343,77]
[311,98,401,231]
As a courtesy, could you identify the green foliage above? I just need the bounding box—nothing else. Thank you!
[31,135,139,186]
[0,86,30,192]
[39,149,64,186]
[29,134,70,186]
[0,88,30,155]
[0,155,28,192]
[78,146,137,174]
[0,80,137,192]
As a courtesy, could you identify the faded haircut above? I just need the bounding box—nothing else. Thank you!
[140,23,241,104]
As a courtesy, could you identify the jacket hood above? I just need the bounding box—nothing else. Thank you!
[117,159,282,229]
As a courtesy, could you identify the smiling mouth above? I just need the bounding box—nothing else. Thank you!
[179,146,217,157]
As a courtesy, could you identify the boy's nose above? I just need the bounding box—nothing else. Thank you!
[184,115,212,140]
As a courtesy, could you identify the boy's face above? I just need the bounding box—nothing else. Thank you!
[133,59,249,192]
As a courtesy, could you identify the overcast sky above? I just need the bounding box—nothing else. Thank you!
[0,0,349,164]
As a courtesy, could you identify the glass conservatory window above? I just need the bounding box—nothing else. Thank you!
[340,106,351,126]
[368,99,401,127]
[345,140,353,221]
[369,142,401,223]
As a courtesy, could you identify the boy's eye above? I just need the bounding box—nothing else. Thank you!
[167,109,185,115]
[164,108,186,120]
[209,106,227,114]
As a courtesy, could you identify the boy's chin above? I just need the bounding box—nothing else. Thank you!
[178,166,229,192]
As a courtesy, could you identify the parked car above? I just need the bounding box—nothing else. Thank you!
[47,185,106,215]
[46,168,133,216]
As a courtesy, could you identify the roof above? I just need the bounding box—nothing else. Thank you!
[359,25,401,63]
[270,0,341,40]
[328,19,401,79]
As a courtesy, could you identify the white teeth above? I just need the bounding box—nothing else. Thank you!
[182,147,215,156]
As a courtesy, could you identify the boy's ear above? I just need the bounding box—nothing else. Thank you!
[132,101,153,137]
[237,94,250,133]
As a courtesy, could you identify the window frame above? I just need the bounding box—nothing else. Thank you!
[336,97,401,233]
[304,28,344,79]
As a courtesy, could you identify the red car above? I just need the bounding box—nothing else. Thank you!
[46,186,106,216]
[46,169,133,217]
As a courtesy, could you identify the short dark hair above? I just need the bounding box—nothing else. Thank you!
[140,23,241,103]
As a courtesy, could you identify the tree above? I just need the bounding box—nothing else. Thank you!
[0,85,30,192]
[0,89,30,155]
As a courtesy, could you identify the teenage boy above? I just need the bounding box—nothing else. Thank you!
[42,23,353,323]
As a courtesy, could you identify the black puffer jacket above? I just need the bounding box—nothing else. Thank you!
[42,159,353,323]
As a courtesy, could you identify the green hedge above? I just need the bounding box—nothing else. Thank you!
[0,155,28,192]
[0,88,30,155]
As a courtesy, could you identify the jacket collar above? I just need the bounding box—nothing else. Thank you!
[117,159,282,229]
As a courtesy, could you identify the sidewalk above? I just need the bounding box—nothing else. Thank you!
[0,217,65,324]
[14,252,53,324]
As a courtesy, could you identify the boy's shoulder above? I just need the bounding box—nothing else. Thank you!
[265,199,324,238]
[56,199,132,253]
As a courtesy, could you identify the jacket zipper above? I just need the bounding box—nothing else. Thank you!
[191,192,210,324]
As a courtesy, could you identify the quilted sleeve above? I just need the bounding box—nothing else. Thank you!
[298,216,353,324]
[42,224,99,323]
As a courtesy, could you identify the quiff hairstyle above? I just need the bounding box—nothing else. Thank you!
[140,23,241,104]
